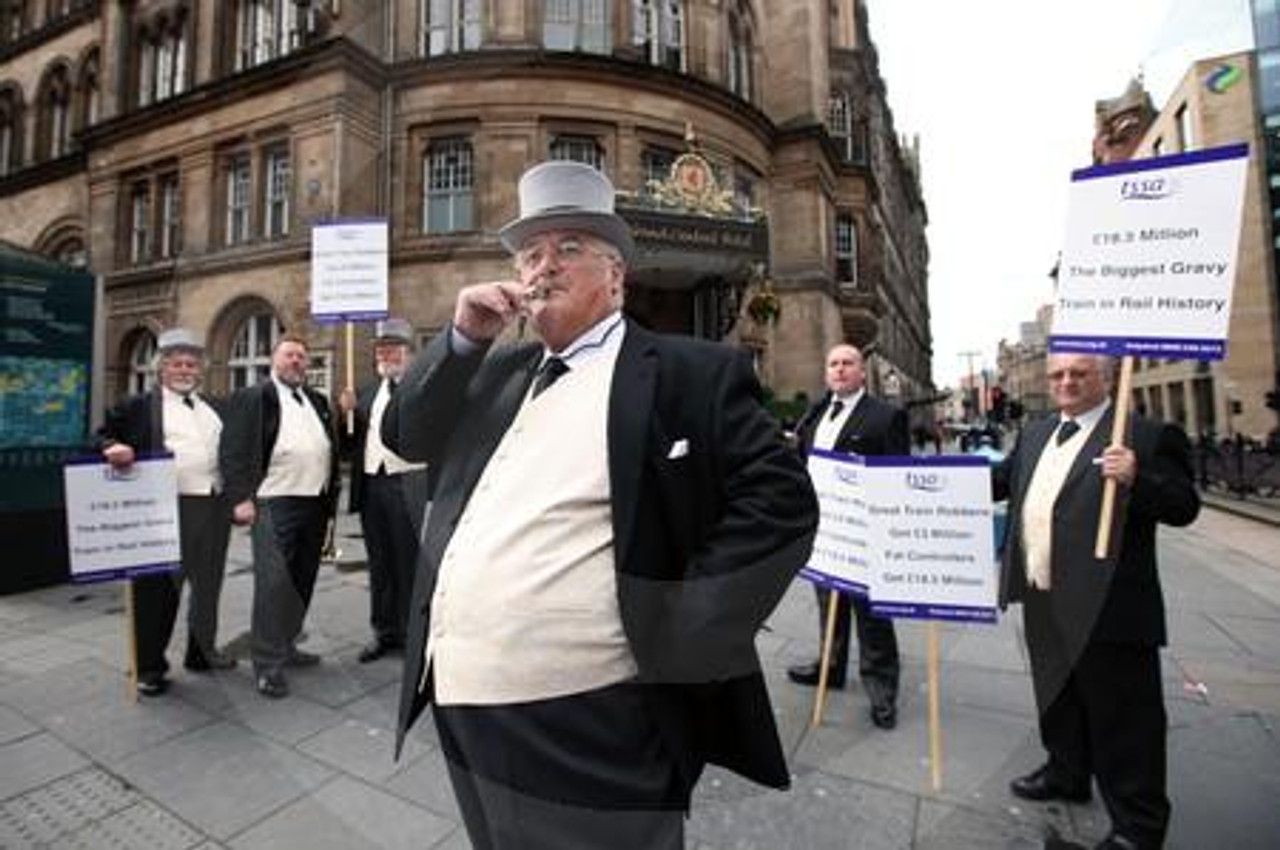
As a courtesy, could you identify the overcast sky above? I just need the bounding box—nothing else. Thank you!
[866,0,1256,388]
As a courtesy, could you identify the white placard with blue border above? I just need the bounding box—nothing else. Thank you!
[862,456,997,623]
[63,454,181,583]
[311,219,389,322]
[802,449,871,596]
[1051,143,1249,360]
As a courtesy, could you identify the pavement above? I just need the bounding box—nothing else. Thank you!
[2,495,1279,849]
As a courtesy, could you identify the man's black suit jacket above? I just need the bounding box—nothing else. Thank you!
[381,320,818,791]
[794,391,910,458]
[994,411,1199,704]
[339,381,431,533]
[219,381,340,513]
[98,389,226,456]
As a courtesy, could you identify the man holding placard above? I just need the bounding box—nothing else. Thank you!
[995,353,1199,850]
[788,343,909,730]
[98,328,234,697]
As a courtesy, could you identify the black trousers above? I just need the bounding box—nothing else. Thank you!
[133,494,231,677]
[813,585,899,706]
[250,496,326,675]
[1026,596,1169,848]
[358,473,418,645]
[432,683,688,850]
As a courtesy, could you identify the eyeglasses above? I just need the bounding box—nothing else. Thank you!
[515,236,613,273]
[1047,368,1098,383]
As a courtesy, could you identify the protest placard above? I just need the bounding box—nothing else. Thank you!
[311,220,389,323]
[64,455,181,582]
[1052,143,1249,360]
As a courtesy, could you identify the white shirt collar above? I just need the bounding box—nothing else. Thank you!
[1063,398,1110,433]
[542,311,626,369]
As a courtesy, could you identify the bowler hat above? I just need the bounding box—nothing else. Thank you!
[157,328,204,353]
[374,317,413,345]
[498,161,635,262]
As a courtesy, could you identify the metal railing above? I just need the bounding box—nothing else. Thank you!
[1196,437,1280,499]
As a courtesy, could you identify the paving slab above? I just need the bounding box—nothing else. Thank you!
[36,682,216,763]
[114,721,335,841]
[688,765,917,850]
[0,732,91,801]
[0,703,38,745]
[225,775,454,850]
[382,747,464,823]
[297,714,430,785]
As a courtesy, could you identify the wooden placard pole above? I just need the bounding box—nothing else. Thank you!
[125,581,138,703]
[344,321,355,435]
[1094,356,1134,559]
[926,622,942,791]
[810,589,842,728]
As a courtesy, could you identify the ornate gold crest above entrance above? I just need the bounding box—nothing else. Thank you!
[645,152,736,217]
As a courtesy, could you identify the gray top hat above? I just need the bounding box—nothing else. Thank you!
[374,317,414,344]
[156,327,204,353]
[498,161,635,262]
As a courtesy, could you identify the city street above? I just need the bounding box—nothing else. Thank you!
[1,499,1278,849]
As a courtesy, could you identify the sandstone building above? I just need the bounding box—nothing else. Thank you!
[0,0,931,413]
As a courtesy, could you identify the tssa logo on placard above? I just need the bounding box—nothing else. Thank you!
[1120,176,1176,201]
[905,471,947,492]
[103,465,141,482]
[835,466,861,486]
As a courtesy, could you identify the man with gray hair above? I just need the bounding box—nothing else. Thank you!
[995,352,1199,850]
[98,328,235,697]
[382,160,817,848]
[338,318,427,664]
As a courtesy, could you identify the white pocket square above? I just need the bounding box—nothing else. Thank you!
[667,439,689,459]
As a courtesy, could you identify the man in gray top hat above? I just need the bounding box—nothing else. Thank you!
[338,318,427,663]
[382,160,817,849]
[98,328,235,697]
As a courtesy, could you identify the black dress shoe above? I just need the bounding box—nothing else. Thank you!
[1010,764,1092,803]
[1093,834,1139,850]
[137,675,169,697]
[184,648,237,672]
[786,661,846,689]
[285,649,320,667]
[256,672,289,699]
[357,640,403,663]
[870,702,897,730]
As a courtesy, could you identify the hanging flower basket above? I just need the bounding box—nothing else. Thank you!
[746,288,781,326]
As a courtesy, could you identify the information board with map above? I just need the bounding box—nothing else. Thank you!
[0,356,88,449]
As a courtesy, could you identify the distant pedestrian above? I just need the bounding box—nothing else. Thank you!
[98,328,234,697]
[337,318,427,664]
[220,334,340,699]
[994,353,1199,849]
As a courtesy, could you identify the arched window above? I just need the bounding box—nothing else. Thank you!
[76,49,101,132]
[0,85,21,177]
[421,0,481,56]
[234,0,316,70]
[1,2,26,45]
[227,310,279,390]
[727,4,754,101]
[126,329,157,396]
[136,13,188,107]
[632,0,683,71]
[37,64,72,160]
